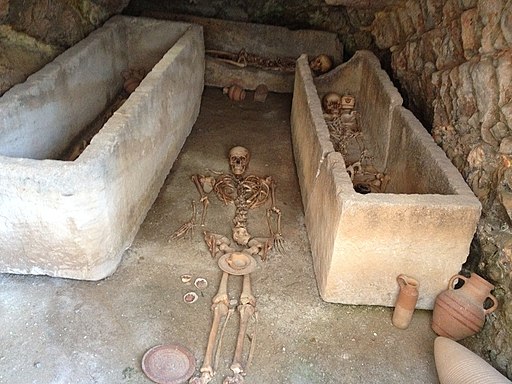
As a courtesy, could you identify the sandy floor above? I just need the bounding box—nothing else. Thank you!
[0,87,439,384]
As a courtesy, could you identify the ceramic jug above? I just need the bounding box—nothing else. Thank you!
[432,273,498,340]
[392,274,419,329]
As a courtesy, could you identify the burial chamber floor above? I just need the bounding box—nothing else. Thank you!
[0,87,439,384]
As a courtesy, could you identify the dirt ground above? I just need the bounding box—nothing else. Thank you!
[0,87,439,384]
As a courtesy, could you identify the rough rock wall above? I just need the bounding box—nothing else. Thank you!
[124,0,383,58]
[0,0,129,95]
[369,0,512,377]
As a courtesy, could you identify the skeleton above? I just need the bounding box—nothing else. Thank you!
[322,94,391,193]
[309,54,333,75]
[174,146,283,258]
[173,147,282,384]
[206,48,296,73]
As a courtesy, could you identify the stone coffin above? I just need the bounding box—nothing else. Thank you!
[291,51,481,309]
[142,12,343,93]
[0,16,204,280]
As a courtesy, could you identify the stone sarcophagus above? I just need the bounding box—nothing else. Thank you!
[142,12,343,93]
[291,51,481,309]
[0,16,204,280]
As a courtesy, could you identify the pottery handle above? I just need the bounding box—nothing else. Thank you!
[397,274,407,288]
[484,294,499,314]
[397,274,419,289]
[448,274,466,290]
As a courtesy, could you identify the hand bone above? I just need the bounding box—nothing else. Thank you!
[204,231,233,258]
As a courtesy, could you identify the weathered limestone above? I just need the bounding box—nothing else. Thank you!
[0,16,204,280]
[142,12,343,93]
[291,51,481,309]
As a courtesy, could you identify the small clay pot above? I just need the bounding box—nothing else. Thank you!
[123,78,140,94]
[253,84,268,103]
[223,85,246,101]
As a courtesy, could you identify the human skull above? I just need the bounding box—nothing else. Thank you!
[229,146,250,176]
[322,92,343,116]
[309,54,333,74]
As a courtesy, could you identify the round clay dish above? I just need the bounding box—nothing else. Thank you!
[218,252,257,276]
[142,344,195,384]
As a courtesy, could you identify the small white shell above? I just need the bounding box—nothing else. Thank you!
[194,277,208,290]
[181,274,192,284]
[183,292,198,304]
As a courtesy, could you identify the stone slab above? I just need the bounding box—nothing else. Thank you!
[0,16,205,280]
[291,51,481,309]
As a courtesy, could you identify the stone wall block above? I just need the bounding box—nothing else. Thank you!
[502,0,512,44]
[491,122,510,144]
[395,4,417,38]
[435,20,465,70]
[471,57,500,145]
[419,28,444,71]
[424,0,445,30]
[406,40,424,72]
[461,8,481,59]
[416,32,438,67]
[454,61,478,122]
[496,49,512,108]
[431,69,450,128]
[7,0,129,49]
[479,0,506,54]
[0,0,8,22]
[404,0,424,35]
[439,69,454,124]
[501,102,512,133]
[11,0,87,48]
[371,10,403,49]
[461,0,479,9]
[442,0,462,25]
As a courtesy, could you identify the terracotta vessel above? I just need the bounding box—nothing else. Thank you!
[123,77,140,94]
[434,336,511,384]
[253,84,268,102]
[432,273,498,340]
[223,84,246,101]
[392,274,419,329]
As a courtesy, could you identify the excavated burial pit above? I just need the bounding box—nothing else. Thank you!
[0,15,204,280]
[291,51,482,309]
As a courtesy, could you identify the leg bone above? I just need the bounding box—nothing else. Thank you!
[192,272,230,383]
[229,274,256,376]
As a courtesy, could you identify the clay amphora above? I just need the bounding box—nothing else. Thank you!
[432,273,498,341]
[434,336,512,384]
[392,274,419,329]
